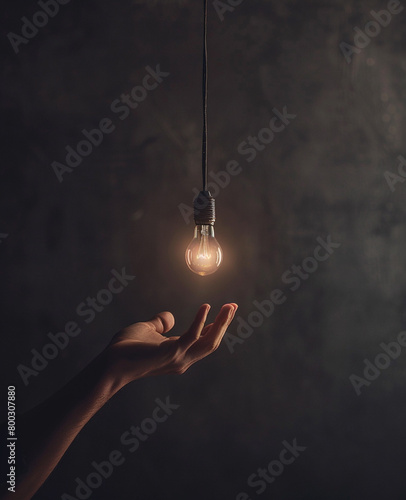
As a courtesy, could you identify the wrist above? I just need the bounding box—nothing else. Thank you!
[92,350,127,399]
[99,345,146,396]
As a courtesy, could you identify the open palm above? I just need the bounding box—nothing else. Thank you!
[107,303,238,385]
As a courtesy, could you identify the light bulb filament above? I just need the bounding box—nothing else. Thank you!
[185,225,222,276]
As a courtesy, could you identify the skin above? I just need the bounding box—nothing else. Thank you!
[2,303,238,500]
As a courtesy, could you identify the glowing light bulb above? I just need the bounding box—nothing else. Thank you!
[185,224,222,276]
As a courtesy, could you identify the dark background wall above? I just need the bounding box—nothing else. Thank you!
[1,0,406,499]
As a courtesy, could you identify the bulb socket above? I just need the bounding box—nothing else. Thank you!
[194,191,215,225]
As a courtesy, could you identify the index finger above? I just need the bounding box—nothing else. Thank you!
[178,303,211,350]
[199,303,238,351]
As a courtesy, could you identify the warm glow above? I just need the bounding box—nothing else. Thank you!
[185,225,222,276]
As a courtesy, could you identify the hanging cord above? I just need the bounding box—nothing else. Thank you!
[202,0,208,192]
[194,0,215,226]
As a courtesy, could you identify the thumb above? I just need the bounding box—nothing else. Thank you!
[146,311,175,334]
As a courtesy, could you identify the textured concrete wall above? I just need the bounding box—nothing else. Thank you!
[1,0,406,499]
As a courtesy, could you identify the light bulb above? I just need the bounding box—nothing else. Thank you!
[185,224,222,276]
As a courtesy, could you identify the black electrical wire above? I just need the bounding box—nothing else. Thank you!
[193,0,215,227]
[202,0,208,192]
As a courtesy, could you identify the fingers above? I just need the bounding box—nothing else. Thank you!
[200,323,214,337]
[178,304,211,350]
[200,303,238,351]
[146,311,175,334]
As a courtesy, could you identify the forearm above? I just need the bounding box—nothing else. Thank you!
[0,303,236,500]
[2,352,124,500]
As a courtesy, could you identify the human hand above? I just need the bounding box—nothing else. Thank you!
[4,303,237,500]
[105,303,238,389]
